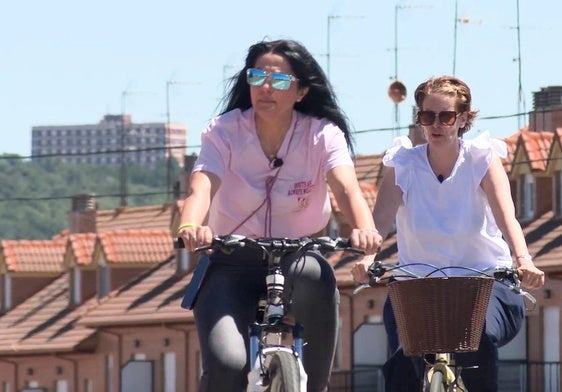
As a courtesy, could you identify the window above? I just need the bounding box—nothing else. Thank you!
[55,380,68,392]
[98,266,110,298]
[543,307,560,392]
[163,352,176,392]
[121,360,152,392]
[71,268,81,306]
[106,355,113,392]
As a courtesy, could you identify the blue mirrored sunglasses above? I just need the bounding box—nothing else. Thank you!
[246,68,298,91]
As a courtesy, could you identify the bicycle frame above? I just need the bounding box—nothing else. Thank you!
[356,261,536,392]
[184,235,362,392]
[248,248,307,391]
[424,353,466,392]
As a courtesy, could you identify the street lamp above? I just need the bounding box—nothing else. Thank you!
[120,89,155,207]
[165,80,199,201]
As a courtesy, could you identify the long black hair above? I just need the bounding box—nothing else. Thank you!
[221,39,354,153]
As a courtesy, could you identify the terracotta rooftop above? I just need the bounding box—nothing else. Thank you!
[0,274,97,355]
[64,232,97,267]
[94,229,174,266]
[518,129,553,172]
[0,228,182,355]
[80,259,194,328]
[353,153,384,184]
[0,238,67,275]
[96,203,173,232]
[521,211,562,272]
[0,127,561,359]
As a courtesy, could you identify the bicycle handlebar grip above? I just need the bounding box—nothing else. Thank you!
[494,267,524,285]
[174,237,185,249]
[334,237,352,248]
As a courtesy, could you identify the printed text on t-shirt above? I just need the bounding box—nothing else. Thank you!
[288,180,313,196]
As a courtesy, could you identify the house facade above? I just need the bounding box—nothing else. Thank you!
[0,90,561,391]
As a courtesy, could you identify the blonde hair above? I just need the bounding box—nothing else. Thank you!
[414,75,478,136]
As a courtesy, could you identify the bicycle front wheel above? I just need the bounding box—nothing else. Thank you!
[265,351,301,392]
[429,369,446,392]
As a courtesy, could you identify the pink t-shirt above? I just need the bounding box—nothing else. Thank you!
[193,108,353,237]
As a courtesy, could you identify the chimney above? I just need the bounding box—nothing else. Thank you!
[529,86,562,133]
[68,193,97,234]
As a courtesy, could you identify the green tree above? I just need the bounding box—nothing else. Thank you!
[0,154,186,240]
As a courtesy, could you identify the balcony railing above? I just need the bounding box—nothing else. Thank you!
[329,361,560,392]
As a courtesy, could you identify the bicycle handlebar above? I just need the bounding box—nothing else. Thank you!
[355,261,536,305]
[175,235,365,256]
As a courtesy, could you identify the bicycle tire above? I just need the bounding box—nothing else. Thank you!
[429,369,446,392]
[265,351,301,392]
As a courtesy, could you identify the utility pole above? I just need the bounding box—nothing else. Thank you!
[165,80,199,201]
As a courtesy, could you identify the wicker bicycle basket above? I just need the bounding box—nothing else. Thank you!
[388,276,494,357]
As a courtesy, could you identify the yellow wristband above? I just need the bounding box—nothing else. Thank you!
[177,223,196,231]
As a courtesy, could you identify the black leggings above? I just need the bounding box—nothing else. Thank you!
[192,248,339,392]
[382,281,525,392]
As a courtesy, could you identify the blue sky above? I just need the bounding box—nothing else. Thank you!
[2,0,561,157]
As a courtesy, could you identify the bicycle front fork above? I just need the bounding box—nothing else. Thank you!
[249,322,304,367]
[424,353,467,392]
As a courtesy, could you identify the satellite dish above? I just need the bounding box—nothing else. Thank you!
[388,80,407,104]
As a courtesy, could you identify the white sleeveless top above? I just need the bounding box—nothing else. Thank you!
[383,131,513,277]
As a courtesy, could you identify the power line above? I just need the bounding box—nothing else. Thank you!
[1,152,560,205]
[2,107,557,163]
[0,191,170,203]
[0,144,199,161]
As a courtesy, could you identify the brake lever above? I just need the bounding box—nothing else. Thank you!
[353,283,371,295]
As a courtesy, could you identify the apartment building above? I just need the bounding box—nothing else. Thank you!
[31,114,187,167]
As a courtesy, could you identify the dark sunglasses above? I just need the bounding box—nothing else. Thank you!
[246,68,298,91]
[417,111,461,126]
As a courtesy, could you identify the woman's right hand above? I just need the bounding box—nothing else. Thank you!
[351,258,373,284]
[178,225,214,252]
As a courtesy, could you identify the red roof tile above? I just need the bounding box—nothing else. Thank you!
[521,130,553,171]
[502,131,520,172]
[94,229,174,266]
[0,274,97,354]
[65,233,97,267]
[96,203,173,233]
[353,154,384,184]
[520,211,562,269]
[79,258,194,327]
[0,239,67,275]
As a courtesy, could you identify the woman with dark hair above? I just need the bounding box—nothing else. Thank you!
[352,75,544,391]
[178,38,382,392]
